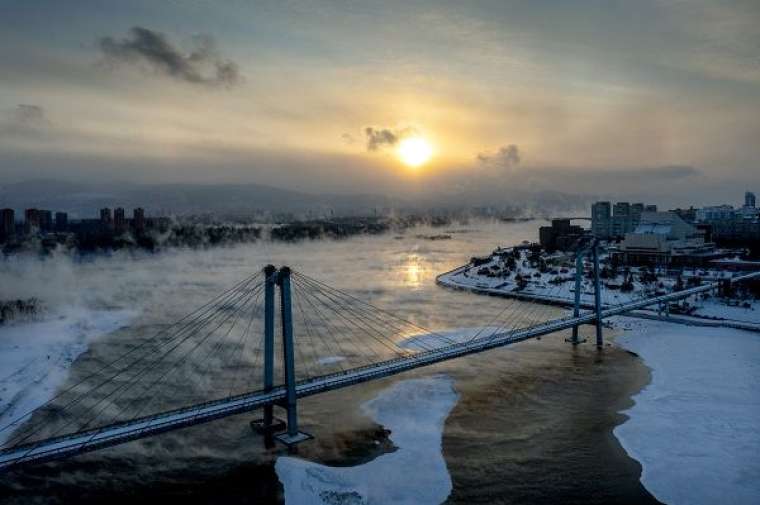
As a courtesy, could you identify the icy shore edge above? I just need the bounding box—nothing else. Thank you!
[613,317,760,505]
[276,374,458,504]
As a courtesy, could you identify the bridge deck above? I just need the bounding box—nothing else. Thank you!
[2,270,758,471]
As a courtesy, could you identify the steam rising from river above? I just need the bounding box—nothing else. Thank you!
[0,220,542,329]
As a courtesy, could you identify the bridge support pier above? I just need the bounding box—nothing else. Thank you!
[567,248,587,345]
[274,267,312,447]
[592,242,604,348]
[251,266,281,447]
[251,265,311,448]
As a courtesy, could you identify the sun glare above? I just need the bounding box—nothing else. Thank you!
[397,137,433,168]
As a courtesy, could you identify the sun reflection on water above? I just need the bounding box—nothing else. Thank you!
[403,257,426,288]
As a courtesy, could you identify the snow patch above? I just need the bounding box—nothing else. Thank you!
[690,299,760,324]
[0,308,135,444]
[275,375,458,504]
[614,318,760,505]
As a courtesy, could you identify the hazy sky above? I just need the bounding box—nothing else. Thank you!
[1,0,759,205]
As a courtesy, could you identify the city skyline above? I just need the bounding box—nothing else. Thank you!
[2,4,760,504]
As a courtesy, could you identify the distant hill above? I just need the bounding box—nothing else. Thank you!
[0,179,595,219]
[0,180,402,218]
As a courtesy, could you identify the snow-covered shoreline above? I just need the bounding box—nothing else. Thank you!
[0,308,135,445]
[275,375,458,504]
[613,317,760,505]
[439,262,760,330]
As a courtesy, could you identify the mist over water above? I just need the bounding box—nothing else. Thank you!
[0,220,658,504]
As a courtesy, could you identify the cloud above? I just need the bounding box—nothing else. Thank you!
[537,165,699,182]
[0,104,51,137]
[364,126,418,151]
[476,144,521,169]
[365,127,398,151]
[634,165,700,179]
[14,104,47,126]
[98,27,241,87]
[341,133,357,145]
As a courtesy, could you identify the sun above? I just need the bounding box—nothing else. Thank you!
[397,137,433,168]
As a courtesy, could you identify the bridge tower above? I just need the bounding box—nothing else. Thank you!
[252,265,312,448]
[568,239,605,348]
[592,241,604,348]
[568,249,587,345]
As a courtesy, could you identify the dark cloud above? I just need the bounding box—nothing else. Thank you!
[14,104,47,126]
[365,127,398,151]
[0,104,51,137]
[98,27,241,87]
[477,144,521,168]
[364,126,418,151]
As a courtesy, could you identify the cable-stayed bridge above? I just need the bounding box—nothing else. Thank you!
[2,257,759,472]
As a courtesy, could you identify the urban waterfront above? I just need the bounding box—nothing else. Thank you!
[3,2,760,502]
[0,220,659,504]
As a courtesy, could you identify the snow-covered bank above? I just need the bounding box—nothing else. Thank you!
[0,309,134,444]
[440,261,760,331]
[276,375,458,504]
[613,318,760,505]
[690,299,760,323]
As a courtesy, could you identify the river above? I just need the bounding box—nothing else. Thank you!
[0,219,658,504]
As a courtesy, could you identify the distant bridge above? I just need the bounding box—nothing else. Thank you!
[2,255,758,471]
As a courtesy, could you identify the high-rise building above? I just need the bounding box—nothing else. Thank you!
[114,208,127,234]
[24,208,40,235]
[695,196,760,242]
[133,207,145,233]
[671,207,697,223]
[696,205,735,222]
[1,208,15,241]
[630,203,645,228]
[745,191,756,208]
[611,202,631,238]
[613,202,631,217]
[591,201,611,239]
[39,210,53,232]
[539,219,585,251]
[593,201,659,239]
[100,208,113,229]
[55,212,68,232]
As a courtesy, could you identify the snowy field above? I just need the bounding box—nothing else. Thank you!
[614,318,760,505]
[440,261,673,308]
[441,253,760,327]
[690,299,760,323]
[0,309,134,444]
[276,375,458,504]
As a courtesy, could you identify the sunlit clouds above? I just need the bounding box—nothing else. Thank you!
[0,0,759,203]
